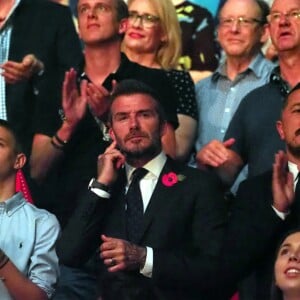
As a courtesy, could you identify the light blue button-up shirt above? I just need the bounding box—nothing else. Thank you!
[0,192,60,299]
[191,52,275,192]
[194,52,275,154]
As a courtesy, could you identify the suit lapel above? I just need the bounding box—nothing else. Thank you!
[140,159,181,241]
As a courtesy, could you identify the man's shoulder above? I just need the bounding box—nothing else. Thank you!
[244,80,279,99]
[22,201,60,227]
[234,80,281,112]
[239,170,273,191]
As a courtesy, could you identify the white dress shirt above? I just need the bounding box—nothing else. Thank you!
[272,160,298,220]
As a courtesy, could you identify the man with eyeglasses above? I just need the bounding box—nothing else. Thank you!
[192,0,273,193]
[29,0,180,299]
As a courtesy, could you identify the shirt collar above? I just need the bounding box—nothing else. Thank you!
[77,52,128,89]
[0,192,25,216]
[125,152,167,182]
[288,161,299,182]
[269,66,291,96]
[212,52,271,82]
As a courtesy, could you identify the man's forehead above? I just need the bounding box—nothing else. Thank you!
[0,127,13,143]
[220,0,260,15]
[271,0,300,11]
[78,0,113,6]
[113,94,156,106]
[286,89,300,107]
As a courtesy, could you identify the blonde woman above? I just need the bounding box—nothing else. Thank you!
[123,0,198,162]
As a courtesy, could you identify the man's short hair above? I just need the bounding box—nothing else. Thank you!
[0,119,22,154]
[109,79,166,124]
[114,0,128,21]
[256,0,270,25]
[218,0,270,25]
[282,82,300,110]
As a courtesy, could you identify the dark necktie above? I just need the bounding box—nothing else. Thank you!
[125,168,148,243]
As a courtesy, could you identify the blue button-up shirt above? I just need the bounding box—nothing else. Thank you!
[0,193,60,298]
[194,52,275,153]
[191,52,275,191]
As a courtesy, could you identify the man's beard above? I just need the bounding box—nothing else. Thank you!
[122,142,160,161]
[287,143,300,158]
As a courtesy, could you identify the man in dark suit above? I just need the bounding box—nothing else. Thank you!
[0,0,82,156]
[219,83,300,299]
[58,79,227,300]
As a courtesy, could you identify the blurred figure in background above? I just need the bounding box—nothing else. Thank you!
[173,0,220,82]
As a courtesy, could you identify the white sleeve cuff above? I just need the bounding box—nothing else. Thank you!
[272,205,290,220]
[90,188,110,198]
[140,246,153,278]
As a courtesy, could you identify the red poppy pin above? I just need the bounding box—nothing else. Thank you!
[162,172,186,187]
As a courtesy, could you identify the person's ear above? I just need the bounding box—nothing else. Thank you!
[14,153,26,170]
[109,127,116,141]
[160,121,168,138]
[160,31,168,45]
[260,23,270,44]
[276,120,285,141]
[119,18,128,35]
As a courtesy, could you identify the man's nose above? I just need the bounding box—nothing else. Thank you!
[278,13,291,26]
[229,20,240,33]
[87,7,97,18]
[129,116,139,128]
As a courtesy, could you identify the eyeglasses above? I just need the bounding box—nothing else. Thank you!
[267,10,300,23]
[219,17,263,28]
[128,11,160,28]
[78,3,111,16]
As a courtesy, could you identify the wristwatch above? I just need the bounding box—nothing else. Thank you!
[88,178,111,193]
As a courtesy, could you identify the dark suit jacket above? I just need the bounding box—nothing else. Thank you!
[7,0,82,155]
[58,158,228,300]
[219,170,300,299]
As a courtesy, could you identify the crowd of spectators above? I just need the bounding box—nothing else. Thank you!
[5,0,300,299]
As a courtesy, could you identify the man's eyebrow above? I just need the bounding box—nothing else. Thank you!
[290,103,300,109]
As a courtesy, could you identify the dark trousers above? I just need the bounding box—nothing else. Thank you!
[53,265,97,300]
